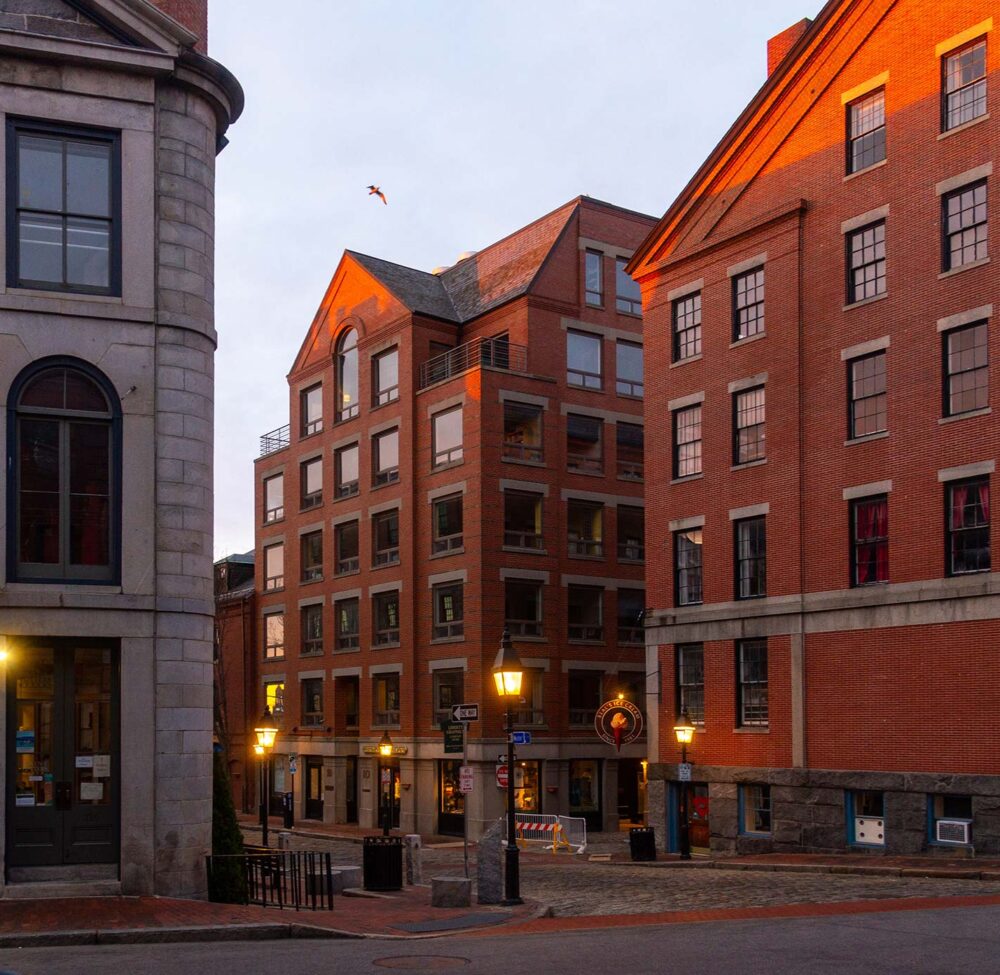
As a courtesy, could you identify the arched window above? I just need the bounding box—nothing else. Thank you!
[336,328,359,422]
[9,360,120,582]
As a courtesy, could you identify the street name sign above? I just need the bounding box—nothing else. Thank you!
[511,731,532,745]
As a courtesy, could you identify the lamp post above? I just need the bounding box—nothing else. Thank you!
[493,629,524,905]
[254,705,278,847]
[673,710,696,861]
[378,730,394,836]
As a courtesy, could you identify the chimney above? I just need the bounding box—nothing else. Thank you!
[767,18,812,76]
[147,0,208,53]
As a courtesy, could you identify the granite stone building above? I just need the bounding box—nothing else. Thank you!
[250,197,654,838]
[630,0,999,856]
[0,0,241,896]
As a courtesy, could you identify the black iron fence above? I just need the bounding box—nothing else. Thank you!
[206,850,335,910]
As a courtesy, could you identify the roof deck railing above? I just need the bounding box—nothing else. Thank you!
[418,336,527,390]
[259,423,290,458]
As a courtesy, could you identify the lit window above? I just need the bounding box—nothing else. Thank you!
[615,257,642,315]
[847,220,886,303]
[944,322,989,416]
[372,672,400,726]
[942,181,988,271]
[335,328,359,422]
[847,88,885,174]
[943,39,986,131]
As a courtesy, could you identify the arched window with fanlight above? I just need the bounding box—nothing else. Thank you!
[335,327,359,422]
[8,359,120,583]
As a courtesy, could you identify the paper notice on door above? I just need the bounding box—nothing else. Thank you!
[15,794,35,807]
[75,755,94,769]
[29,775,43,782]
[80,782,104,801]
[93,755,111,778]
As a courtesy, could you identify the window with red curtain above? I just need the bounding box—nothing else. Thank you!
[851,496,889,586]
[948,478,990,575]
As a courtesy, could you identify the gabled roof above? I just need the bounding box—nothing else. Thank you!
[347,252,459,323]
[628,0,842,277]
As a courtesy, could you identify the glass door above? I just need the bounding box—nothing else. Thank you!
[345,756,358,823]
[438,760,464,836]
[304,757,323,820]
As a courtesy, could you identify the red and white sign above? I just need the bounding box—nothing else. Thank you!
[495,763,508,789]
[459,765,474,794]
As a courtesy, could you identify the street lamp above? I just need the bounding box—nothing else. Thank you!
[673,710,696,861]
[254,705,278,847]
[493,629,524,905]
[378,730,394,836]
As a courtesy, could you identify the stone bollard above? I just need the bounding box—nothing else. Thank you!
[277,830,292,850]
[476,819,504,905]
[404,833,422,885]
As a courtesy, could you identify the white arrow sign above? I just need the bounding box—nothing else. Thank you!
[452,703,479,722]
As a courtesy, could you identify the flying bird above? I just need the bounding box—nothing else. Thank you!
[367,184,387,205]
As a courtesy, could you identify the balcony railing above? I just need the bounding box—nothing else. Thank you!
[419,337,527,389]
[259,424,290,458]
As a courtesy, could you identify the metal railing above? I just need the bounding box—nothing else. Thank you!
[206,850,335,910]
[259,424,290,458]
[418,337,527,389]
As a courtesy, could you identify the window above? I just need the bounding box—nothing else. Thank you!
[584,250,603,305]
[514,669,545,726]
[263,474,284,523]
[568,671,602,726]
[615,258,642,315]
[372,510,400,566]
[846,88,885,173]
[432,582,464,639]
[263,612,284,659]
[335,328,359,422]
[334,520,359,575]
[504,491,543,549]
[338,676,359,730]
[733,267,765,341]
[944,321,989,416]
[850,790,885,846]
[737,638,768,726]
[741,785,771,834]
[567,330,602,389]
[567,500,603,557]
[673,405,702,478]
[735,516,766,599]
[676,644,704,724]
[567,414,603,474]
[672,292,701,362]
[615,341,643,397]
[301,604,323,655]
[334,597,359,651]
[372,672,400,726]
[733,387,766,465]
[617,505,645,562]
[502,401,543,463]
[674,529,703,606]
[432,406,463,467]
[943,39,986,131]
[505,579,542,637]
[265,680,285,725]
[433,669,463,724]
[847,221,886,303]
[300,384,323,437]
[930,794,973,844]
[567,585,603,641]
[300,457,322,510]
[617,670,644,710]
[372,347,399,406]
[947,478,990,575]
[11,362,118,581]
[300,530,323,583]
[373,590,400,646]
[432,494,463,553]
[851,496,888,586]
[7,120,120,294]
[617,589,645,645]
[616,422,644,481]
[301,678,323,727]
[263,543,284,590]
[848,352,887,437]
[942,181,988,271]
[335,443,359,498]
[373,428,399,485]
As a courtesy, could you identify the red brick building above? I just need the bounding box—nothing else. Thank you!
[250,197,656,836]
[630,1,1000,855]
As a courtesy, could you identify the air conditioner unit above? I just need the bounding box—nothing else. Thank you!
[935,819,971,844]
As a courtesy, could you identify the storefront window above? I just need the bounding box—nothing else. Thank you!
[440,760,464,816]
[514,760,540,813]
[569,759,601,817]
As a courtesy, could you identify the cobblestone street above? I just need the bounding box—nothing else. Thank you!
[256,829,1000,917]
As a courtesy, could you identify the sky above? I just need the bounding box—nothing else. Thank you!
[208,0,817,558]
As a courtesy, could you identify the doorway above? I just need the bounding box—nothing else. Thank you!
[304,757,323,820]
[617,758,644,825]
[376,762,400,830]
[438,760,464,836]
[569,759,602,832]
[345,756,358,823]
[5,641,119,874]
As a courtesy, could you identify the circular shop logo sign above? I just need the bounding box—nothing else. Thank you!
[594,699,644,751]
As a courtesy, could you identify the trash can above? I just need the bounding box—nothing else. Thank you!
[363,835,404,891]
[629,826,656,862]
[282,791,294,829]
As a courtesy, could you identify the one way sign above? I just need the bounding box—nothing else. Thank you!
[452,703,479,722]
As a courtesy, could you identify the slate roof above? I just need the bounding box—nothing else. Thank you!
[348,252,459,322]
